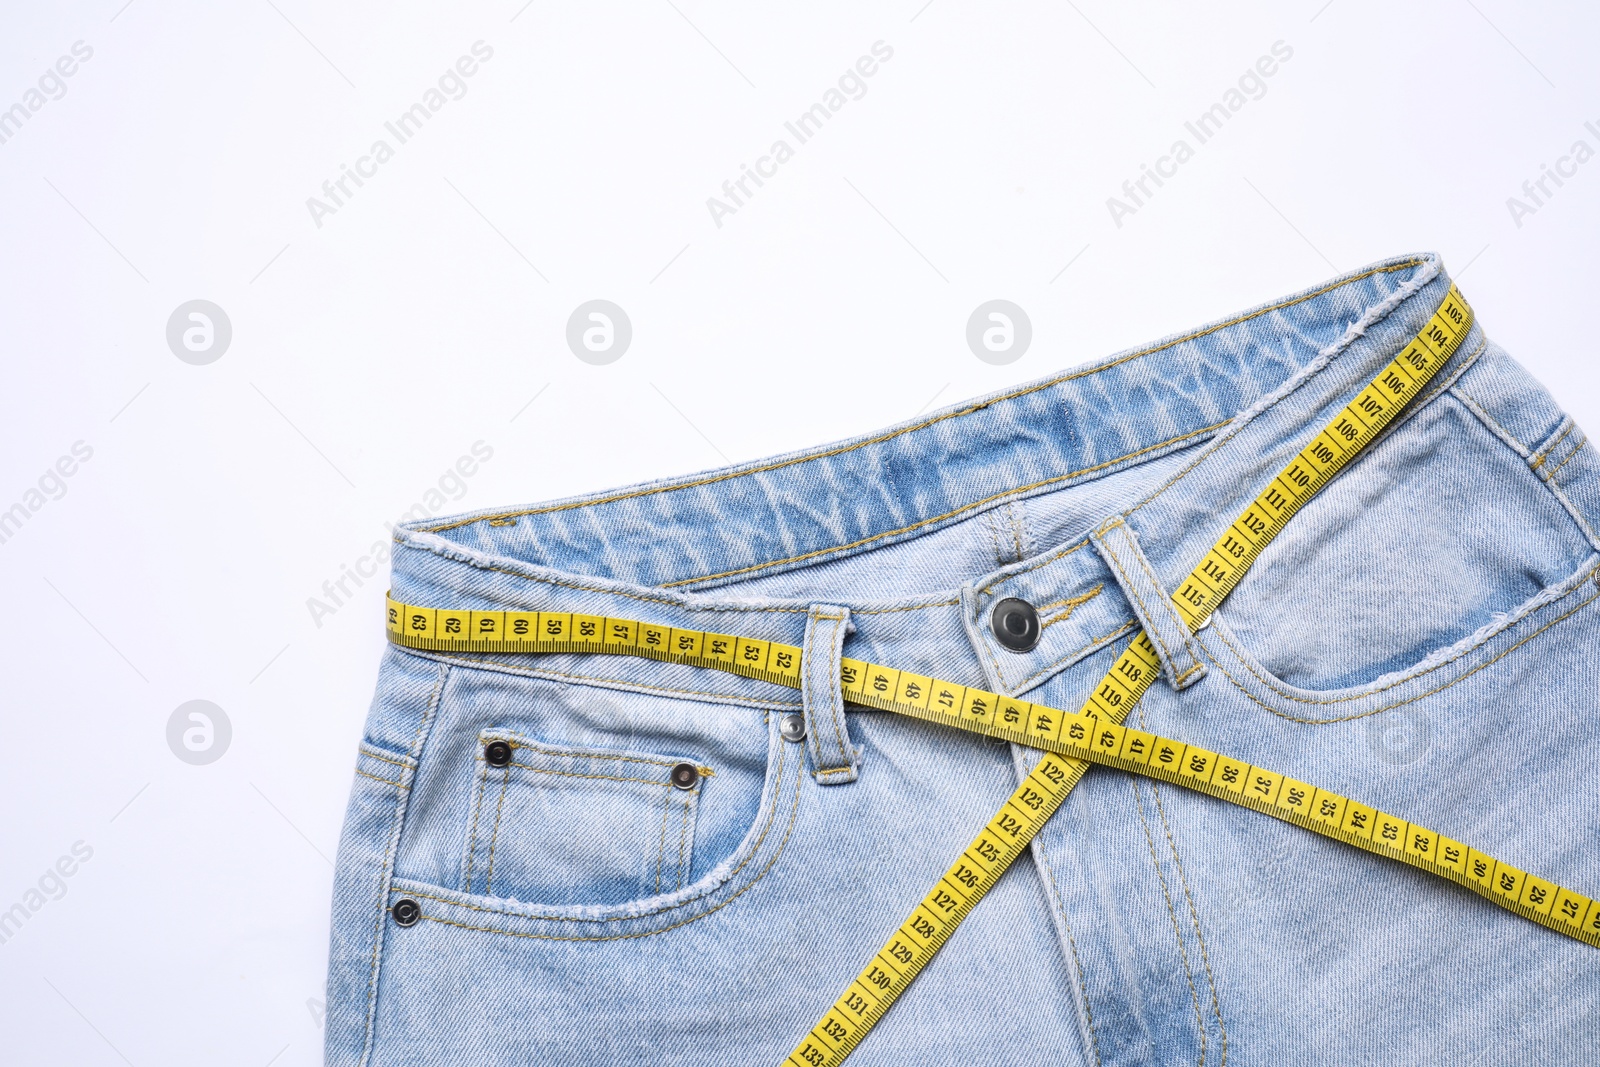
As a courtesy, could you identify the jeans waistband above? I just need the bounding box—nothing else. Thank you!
[389,253,1493,700]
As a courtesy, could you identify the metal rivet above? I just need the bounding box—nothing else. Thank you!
[484,740,513,767]
[991,597,1041,653]
[391,898,421,927]
[670,762,701,790]
[779,714,807,743]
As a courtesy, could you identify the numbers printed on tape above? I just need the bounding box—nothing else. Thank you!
[382,287,1590,1066]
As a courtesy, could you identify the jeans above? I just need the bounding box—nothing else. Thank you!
[325,253,1600,1066]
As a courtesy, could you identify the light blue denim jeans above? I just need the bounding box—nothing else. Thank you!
[326,253,1600,1066]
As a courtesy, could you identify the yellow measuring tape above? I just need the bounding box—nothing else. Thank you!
[383,284,1597,1065]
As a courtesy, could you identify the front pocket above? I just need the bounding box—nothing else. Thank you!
[462,730,713,906]
[1217,392,1594,691]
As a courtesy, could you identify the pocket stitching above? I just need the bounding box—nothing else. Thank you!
[1542,436,1587,483]
[1530,419,1575,469]
[495,764,682,787]
[396,731,796,927]
[469,733,708,905]
[1203,578,1600,722]
[354,767,409,789]
[490,731,694,770]
[359,747,413,770]
[399,766,801,943]
[1208,380,1588,707]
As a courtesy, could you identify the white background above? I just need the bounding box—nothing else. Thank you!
[1,2,1595,1063]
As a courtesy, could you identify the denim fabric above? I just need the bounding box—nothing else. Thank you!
[326,253,1600,1066]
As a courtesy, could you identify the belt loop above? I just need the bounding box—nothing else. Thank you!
[1089,517,1208,691]
[802,604,858,784]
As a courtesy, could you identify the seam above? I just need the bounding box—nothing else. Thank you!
[804,705,825,769]
[974,592,1011,696]
[675,793,692,891]
[1542,436,1586,483]
[1039,855,1104,1067]
[1545,479,1600,553]
[1038,586,1103,615]
[490,733,697,770]
[508,563,819,614]
[1001,503,1019,562]
[399,551,815,614]
[506,563,808,609]
[1014,499,1036,560]
[398,737,794,924]
[654,787,672,895]
[1445,388,1600,551]
[484,765,511,896]
[1173,661,1206,686]
[853,598,961,615]
[403,746,804,941]
[1406,333,1488,419]
[360,658,448,1067]
[1448,385,1531,458]
[1132,777,1208,1067]
[1006,502,1027,562]
[399,650,802,709]
[1010,620,1141,693]
[502,764,679,787]
[424,262,1419,534]
[1100,527,1184,680]
[1038,585,1104,630]
[1531,420,1575,469]
[1204,584,1600,722]
[353,768,407,789]
[463,764,488,892]
[668,423,1226,588]
[1148,771,1229,1066]
[405,661,450,758]
[359,748,412,770]
[985,509,1008,567]
[979,537,1092,594]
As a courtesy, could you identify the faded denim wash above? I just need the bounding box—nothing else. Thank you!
[327,253,1600,1066]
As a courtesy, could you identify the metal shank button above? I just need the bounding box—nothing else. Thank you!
[484,740,513,767]
[779,714,807,743]
[670,762,701,789]
[991,597,1041,653]
[391,898,421,927]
